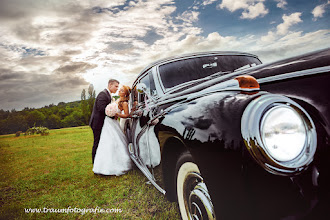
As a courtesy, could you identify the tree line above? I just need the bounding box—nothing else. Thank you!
[0,85,99,135]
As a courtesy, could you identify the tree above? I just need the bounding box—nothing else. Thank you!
[81,88,86,101]
[87,84,96,122]
[0,100,91,134]
[81,89,89,124]
[5,115,28,134]
[58,102,65,107]
[61,111,84,127]
[47,114,61,129]
[0,119,5,135]
[0,109,10,120]
[26,110,46,127]
[58,109,68,119]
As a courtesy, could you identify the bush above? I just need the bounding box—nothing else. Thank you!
[15,131,22,137]
[25,126,50,136]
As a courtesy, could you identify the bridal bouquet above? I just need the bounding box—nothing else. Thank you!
[105,102,119,117]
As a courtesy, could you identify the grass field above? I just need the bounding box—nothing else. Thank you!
[0,126,180,219]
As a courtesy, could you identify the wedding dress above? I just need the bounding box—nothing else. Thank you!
[119,118,127,132]
[93,115,132,176]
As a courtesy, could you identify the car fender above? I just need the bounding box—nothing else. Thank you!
[157,90,263,217]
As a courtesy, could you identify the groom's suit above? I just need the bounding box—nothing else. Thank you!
[89,89,111,164]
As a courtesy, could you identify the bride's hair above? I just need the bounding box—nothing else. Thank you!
[118,85,131,110]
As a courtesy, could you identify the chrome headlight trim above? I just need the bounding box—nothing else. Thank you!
[241,94,317,175]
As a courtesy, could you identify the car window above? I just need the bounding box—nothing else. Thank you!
[149,73,157,97]
[139,77,148,103]
[137,70,158,103]
[159,55,261,89]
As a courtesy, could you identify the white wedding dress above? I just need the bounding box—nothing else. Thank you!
[93,116,132,176]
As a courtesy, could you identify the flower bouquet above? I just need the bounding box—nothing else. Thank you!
[105,102,119,117]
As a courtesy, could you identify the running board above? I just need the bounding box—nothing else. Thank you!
[129,153,166,195]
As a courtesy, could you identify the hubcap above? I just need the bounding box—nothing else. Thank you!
[178,163,216,220]
[189,181,214,220]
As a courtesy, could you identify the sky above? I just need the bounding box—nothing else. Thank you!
[0,0,329,111]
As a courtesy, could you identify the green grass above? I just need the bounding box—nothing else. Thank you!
[0,126,180,219]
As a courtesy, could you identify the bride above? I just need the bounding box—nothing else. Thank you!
[93,85,132,176]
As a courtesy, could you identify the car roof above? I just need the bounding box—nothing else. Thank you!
[136,51,259,80]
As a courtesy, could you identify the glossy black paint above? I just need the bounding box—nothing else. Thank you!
[159,91,262,219]
[127,48,330,219]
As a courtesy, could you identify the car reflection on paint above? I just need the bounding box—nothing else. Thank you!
[124,49,330,219]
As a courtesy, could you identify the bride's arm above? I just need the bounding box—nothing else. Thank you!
[116,102,130,118]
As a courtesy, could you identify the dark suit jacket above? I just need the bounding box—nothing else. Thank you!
[89,89,111,130]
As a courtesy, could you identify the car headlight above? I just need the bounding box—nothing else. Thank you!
[261,106,306,162]
[241,94,316,175]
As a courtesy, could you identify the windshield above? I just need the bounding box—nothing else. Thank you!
[159,55,261,90]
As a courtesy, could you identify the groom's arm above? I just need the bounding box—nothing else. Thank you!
[95,92,109,113]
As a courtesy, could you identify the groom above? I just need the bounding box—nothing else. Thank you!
[89,79,119,164]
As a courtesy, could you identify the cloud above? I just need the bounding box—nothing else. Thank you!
[312,1,330,20]
[142,28,330,67]
[218,0,268,19]
[202,0,218,6]
[0,68,89,110]
[276,12,302,35]
[241,2,268,19]
[275,0,287,9]
[177,10,200,23]
[0,0,329,110]
[260,12,303,45]
[157,32,237,56]
[254,30,330,62]
[54,62,97,75]
[0,0,189,109]
[218,0,250,12]
[261,31,276,42]
[80,0,201,84]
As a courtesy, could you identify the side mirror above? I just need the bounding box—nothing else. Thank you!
[136,83,147,94]
[136,83,157,104]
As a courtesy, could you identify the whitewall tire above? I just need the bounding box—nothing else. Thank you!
[176,153,216,220]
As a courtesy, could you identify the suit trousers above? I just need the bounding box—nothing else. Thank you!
[92,128,102,164]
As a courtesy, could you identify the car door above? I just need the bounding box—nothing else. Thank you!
[128,70,164,193]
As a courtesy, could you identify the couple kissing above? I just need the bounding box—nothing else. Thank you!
[89,79,132,176]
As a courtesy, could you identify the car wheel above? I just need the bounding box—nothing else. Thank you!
[176,152,216,220]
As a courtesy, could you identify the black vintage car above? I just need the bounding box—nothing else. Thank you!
[125,49,330,220]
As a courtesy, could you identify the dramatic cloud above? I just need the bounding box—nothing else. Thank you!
[312,1,330,20]
[134,27,330,69]
[0,0,329,110]
[0,0,203,109]
[0,68,89,110]
[218,0,268,19]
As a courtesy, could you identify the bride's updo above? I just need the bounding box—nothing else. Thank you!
[118,85,131,110]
